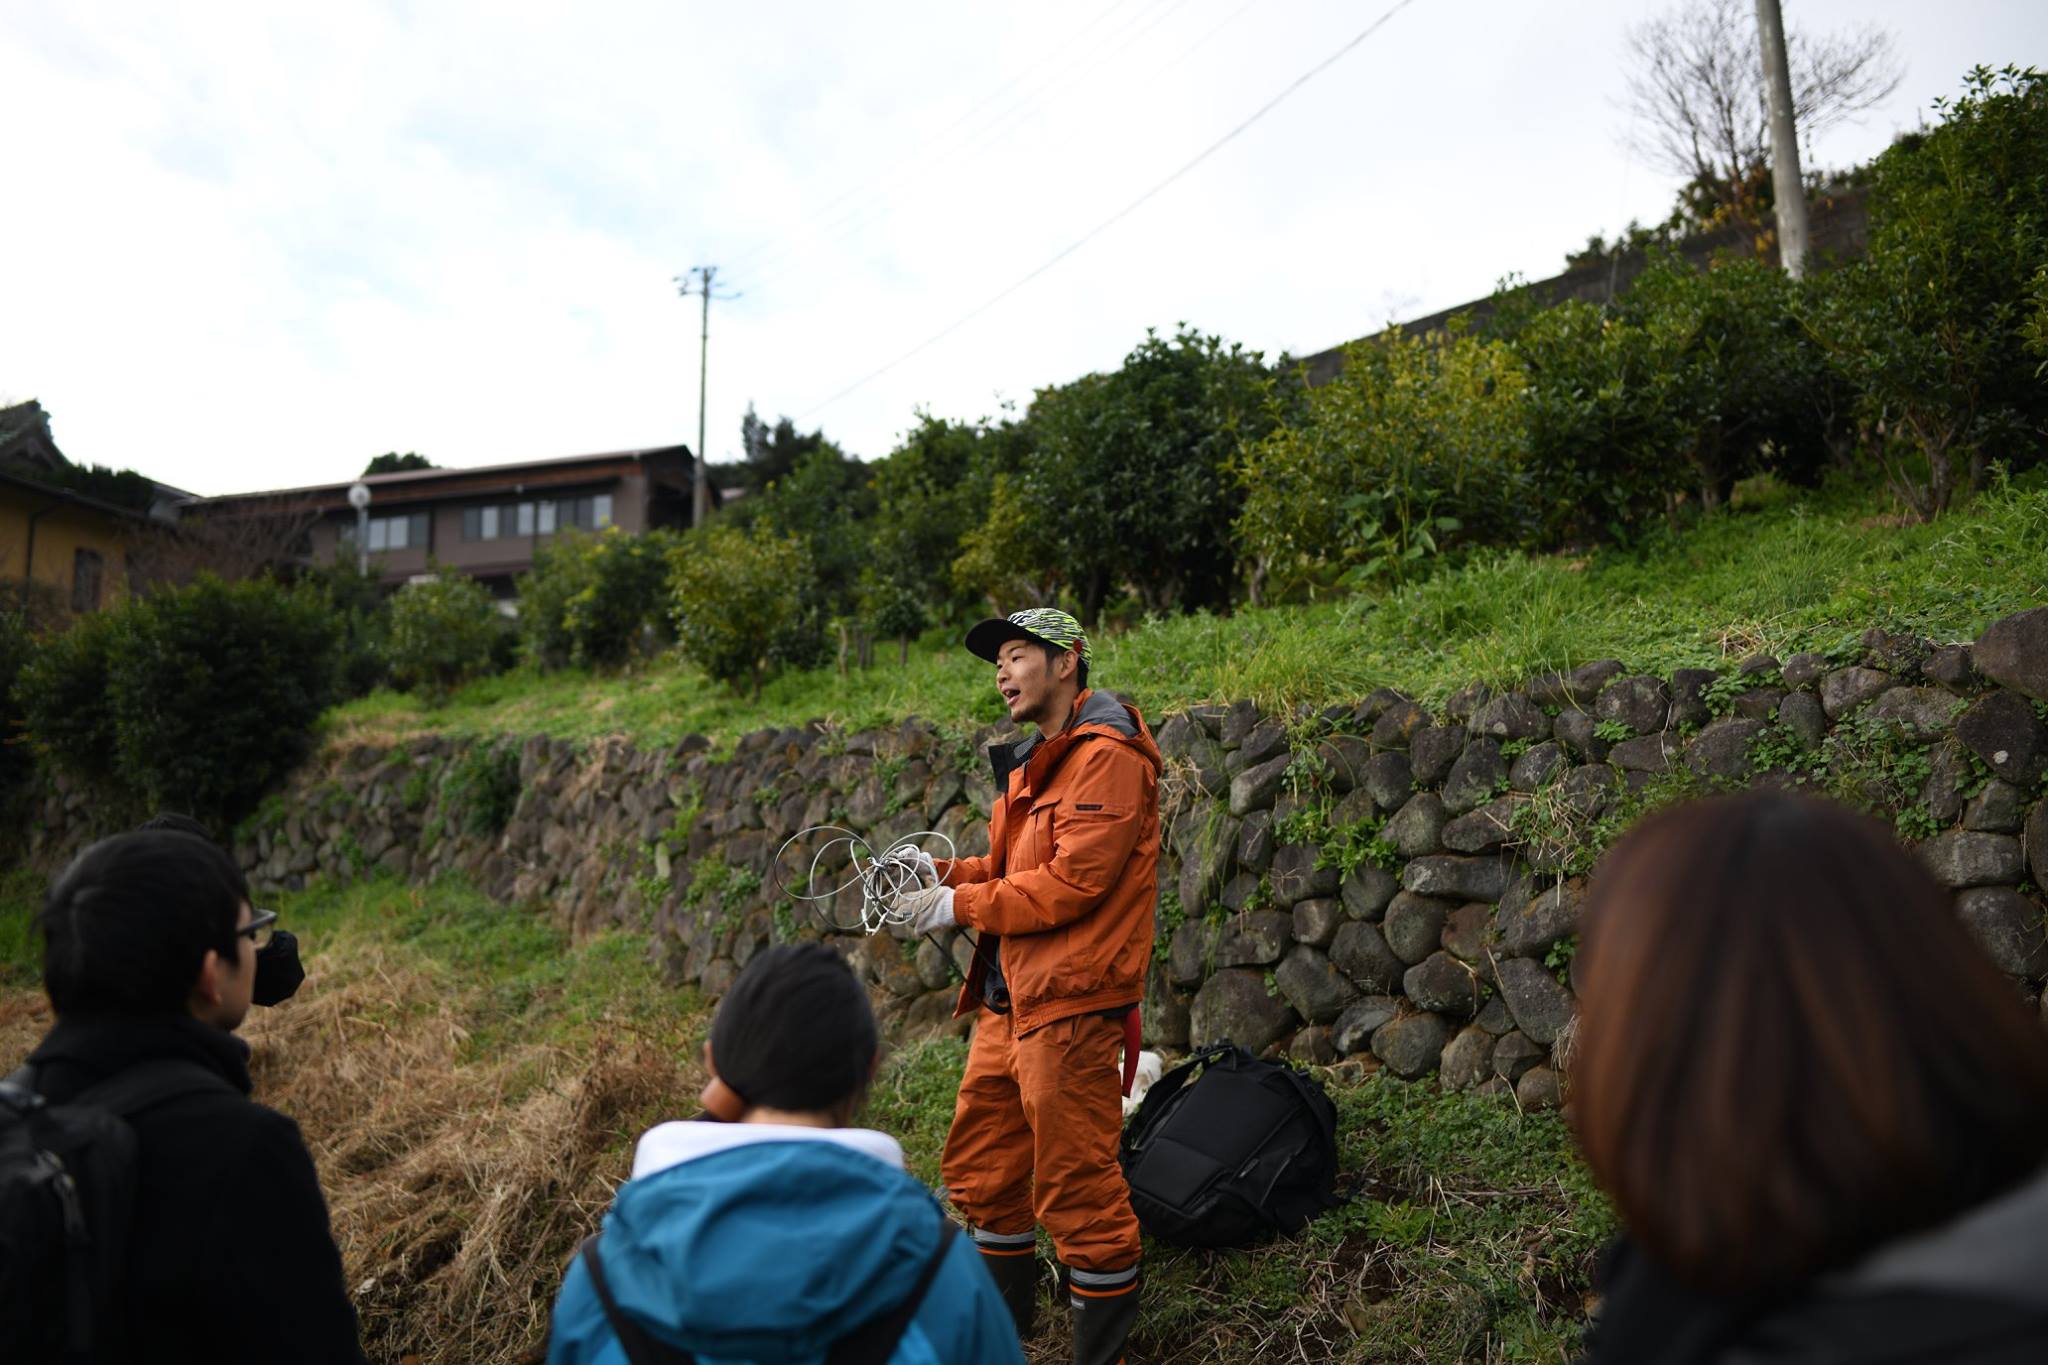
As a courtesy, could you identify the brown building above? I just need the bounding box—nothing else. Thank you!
[188,444,710,596]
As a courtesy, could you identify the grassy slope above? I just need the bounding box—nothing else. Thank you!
[1,874,1608,1363]
[325,471,2048,750]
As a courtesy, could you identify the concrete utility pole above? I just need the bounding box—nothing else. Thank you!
[347,481,371,574]
[675,265,737,529]
[1755,0,1810,278]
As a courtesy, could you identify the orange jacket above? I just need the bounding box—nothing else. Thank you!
[941,689,1162,1035]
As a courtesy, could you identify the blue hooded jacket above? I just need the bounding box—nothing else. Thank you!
[547,1125,1024,1365]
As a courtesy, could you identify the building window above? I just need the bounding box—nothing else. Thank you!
[461,494,611,540]
[560,493,614,531]
[71,549,104,612]
[342,512,430,553]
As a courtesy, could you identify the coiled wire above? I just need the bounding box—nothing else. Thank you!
[772,824,959,936]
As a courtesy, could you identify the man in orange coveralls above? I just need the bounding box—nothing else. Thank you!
[885,608,1160,1365]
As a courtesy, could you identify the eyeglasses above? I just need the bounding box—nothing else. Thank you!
[238,908,279,949]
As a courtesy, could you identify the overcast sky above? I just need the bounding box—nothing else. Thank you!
[2,1,2042,496]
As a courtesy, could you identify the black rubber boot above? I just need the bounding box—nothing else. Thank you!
[980,1250,1041,1340]
[1068,1274,1139,1365]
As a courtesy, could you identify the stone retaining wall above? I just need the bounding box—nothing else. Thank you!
[24,609,2048,1107]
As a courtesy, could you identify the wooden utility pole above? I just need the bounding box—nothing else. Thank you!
[1755,0,1810,278]
[675,265,734,527]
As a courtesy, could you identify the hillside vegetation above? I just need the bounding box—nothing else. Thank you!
[324,470,2048,750]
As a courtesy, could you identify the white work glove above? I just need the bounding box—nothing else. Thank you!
[898,882,958,935]
[878,846,938,889]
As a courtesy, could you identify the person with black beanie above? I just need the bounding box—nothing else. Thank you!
[547,944,1024,1365]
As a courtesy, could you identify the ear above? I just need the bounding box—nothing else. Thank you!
[190,949,226,1011]
[699,1042,745,1122]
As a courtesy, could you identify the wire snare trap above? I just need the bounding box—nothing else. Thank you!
[771,824,996,988]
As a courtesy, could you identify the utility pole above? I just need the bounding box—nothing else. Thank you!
[1755,0,1810,278]
[675,265,738,528]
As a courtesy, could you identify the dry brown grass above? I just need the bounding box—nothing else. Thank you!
[248,947,691,1363]
[0,912,703,1365]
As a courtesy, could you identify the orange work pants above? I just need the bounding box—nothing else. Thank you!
[941,1007,1142,1275]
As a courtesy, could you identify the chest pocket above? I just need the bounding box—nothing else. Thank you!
[1017,794,1061,871]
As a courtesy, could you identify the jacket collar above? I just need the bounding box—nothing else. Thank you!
[25,1010,254,1101]
[629,1119,904,1183]
[990,688,1142,795]
[1824,1160,2048,1309]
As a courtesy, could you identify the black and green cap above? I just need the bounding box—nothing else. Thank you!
[965,608,1091,668]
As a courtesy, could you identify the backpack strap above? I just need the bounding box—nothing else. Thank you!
[1122,1041,1242,1153]
[578,1235,695,1365]
[827,1217,957,1365]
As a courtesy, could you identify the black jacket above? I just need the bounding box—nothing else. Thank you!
[25,1012,367,1365]
[1582,1165,2048,1365]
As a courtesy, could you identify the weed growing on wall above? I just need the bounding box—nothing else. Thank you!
[443,740,522,838]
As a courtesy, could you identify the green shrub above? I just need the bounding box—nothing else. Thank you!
[0,609,37,791]
[14,576,343,829]
[14,604,130,788]
[1017,326,1280,620]
[110,577,341,829]
[1814,66,2048,517]
[300,559,392,699]
[387,572,505,699]
[518,526,679,670]
[1236,322,1530,599]
[1491,291,1685,545]
[1622,252,1846,504]
[668,523,810,696]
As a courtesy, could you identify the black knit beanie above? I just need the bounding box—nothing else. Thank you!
[709,943,878,1113]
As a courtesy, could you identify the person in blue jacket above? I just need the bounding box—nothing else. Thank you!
[547,942,1026,1365]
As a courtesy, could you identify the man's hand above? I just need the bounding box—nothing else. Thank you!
[878,846,938,889]
[893,882,957,935]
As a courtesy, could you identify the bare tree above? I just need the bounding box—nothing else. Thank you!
[130,496,324,589]
[1622,0,1902,230]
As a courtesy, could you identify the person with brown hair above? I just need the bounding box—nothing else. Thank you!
[1573,791,2048,1364]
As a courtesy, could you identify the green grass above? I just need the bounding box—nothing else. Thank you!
[257,874,706,1061]
[324,470,2048,750]
[0,865,42,989]
[865,1037,1613,1363]
[0,869,706,1063]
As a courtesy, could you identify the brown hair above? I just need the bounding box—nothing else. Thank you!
[1572,791,2048,1293]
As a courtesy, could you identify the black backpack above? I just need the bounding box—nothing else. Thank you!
[1119,1040,1343,1248]
[0,1060,234,1364]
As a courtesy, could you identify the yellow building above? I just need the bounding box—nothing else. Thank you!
[0,469,159,616]
[0,401,178,619]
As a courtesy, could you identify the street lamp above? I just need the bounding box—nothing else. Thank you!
[347,481,371,575]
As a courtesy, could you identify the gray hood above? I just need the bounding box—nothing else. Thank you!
[1821,1162,2048,1310]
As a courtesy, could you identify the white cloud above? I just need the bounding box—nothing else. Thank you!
[0,0,2040,494]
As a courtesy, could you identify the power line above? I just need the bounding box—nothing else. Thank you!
[748,0,1258,301]
[800,0,1421,418]
[739,0,1201,293]
[721,0,1147,280]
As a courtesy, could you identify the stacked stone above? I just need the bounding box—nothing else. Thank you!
[229,715,1009,1041]
[1143,608,2048,1108]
